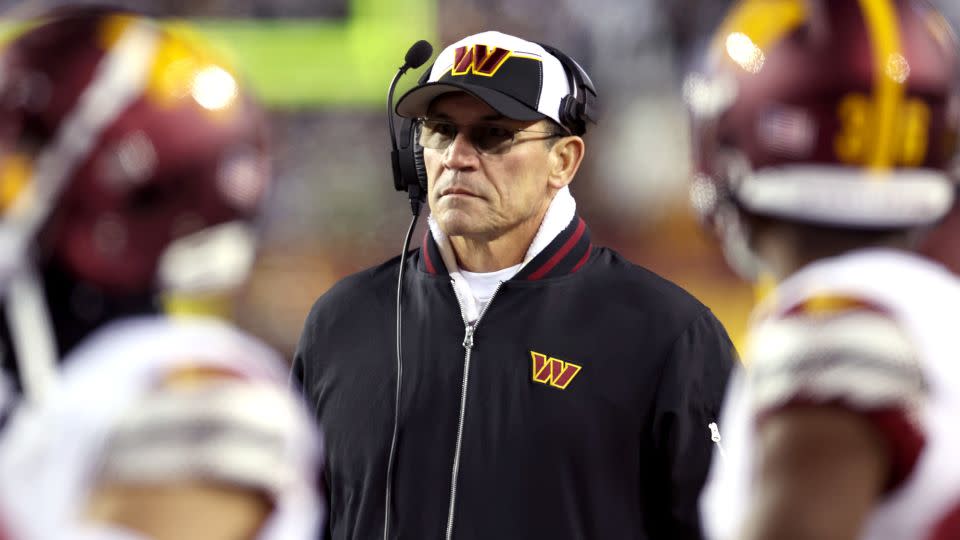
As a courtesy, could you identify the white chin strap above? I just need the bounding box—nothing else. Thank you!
[157,221,257,295]
[717,164,955,283]
[715,202,766,282]
[735,165,955,228]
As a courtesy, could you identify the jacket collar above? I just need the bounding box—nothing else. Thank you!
[417,189,592,281]
[513,214,592,280]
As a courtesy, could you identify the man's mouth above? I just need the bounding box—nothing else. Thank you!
[440,187,480,198]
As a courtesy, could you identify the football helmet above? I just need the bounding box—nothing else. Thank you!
[686,0,960,232]
[0,7,271,400]
[0,6,270,295]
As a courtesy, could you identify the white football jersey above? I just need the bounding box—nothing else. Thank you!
[0,315,324,540]
[701,248,960,540]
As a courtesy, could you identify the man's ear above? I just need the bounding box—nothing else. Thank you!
[547,136,585,189]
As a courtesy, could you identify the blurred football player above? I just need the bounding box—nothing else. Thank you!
[686,1,960,539]
[0,5,269,403]
[0,6,324,539]
[0,318,323,540]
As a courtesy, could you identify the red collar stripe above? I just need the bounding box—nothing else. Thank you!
[522,217,589,280]
[571,242,593,274]
[421,229,438,274]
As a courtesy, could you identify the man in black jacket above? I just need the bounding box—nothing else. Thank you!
[294,30,735,540]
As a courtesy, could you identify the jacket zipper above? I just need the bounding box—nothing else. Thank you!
[445,280,504,540]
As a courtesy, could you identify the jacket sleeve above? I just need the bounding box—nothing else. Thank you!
[291,294,328,399]
[646,309,736,539]
[290,316,311,396]
[291,299,332,540]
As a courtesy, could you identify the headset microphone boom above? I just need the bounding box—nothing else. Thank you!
[384,38,433,540]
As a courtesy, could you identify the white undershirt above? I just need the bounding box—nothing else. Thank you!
[459,264,523,315]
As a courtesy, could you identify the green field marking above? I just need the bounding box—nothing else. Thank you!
[0,0,437,108]
[183,0,437,107]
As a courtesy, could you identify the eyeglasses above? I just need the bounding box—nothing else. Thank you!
[417,118,566,155]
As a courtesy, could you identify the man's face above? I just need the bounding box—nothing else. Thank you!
[422,93,558,241]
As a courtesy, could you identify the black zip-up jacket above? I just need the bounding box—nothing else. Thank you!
[294,215,736,540]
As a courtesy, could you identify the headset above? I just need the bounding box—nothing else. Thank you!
[382,39,597,540]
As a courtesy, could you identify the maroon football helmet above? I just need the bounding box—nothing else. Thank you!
[0,7,270,296]
[687,0,960,234]
[0,7,272,399]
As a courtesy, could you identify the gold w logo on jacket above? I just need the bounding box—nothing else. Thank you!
[530,351,581,390]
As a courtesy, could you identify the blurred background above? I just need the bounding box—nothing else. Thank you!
[8,0,960,357]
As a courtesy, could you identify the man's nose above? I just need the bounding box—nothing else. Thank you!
[442,130,479,169]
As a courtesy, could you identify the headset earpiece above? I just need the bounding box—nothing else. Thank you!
[537,43,598,136]
[395,118,427,203]
[558,95,585,136]
[412,123,427,193]
[392,67,431,203]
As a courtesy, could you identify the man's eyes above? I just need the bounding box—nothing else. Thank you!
[424,121,516,142]
[481,126,513,138]
[431,122,457,136]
